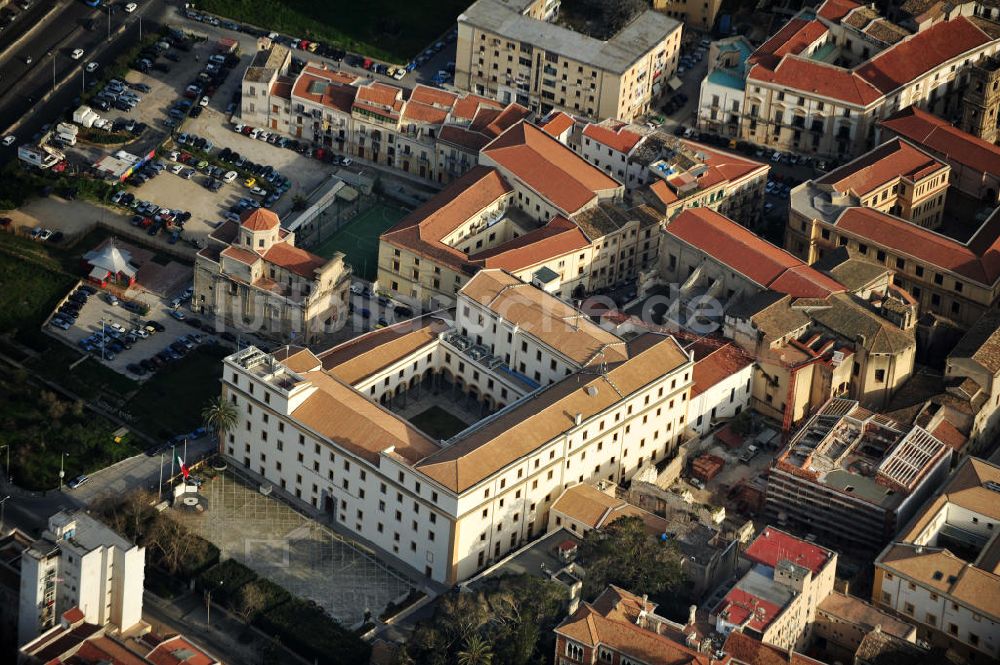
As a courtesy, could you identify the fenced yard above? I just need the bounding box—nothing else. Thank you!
[311,202,408,281]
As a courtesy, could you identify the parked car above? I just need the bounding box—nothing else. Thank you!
[67,474,89,489]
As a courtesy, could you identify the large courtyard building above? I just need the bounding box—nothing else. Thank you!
[193,209,352,343]
[378,120,662,308]
[221,269,698,584]
[766,398,952,553]
[455,0,683,121]
[697,0,1000,160]
[874,456,1000,662]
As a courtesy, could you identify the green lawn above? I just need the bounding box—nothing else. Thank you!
[128,344,230,440]
[198,0,465,62]
[312,203,407,281]
[409,405,469,440]
[0,245,75,339]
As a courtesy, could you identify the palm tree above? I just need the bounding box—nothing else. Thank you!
[202,395,238,455]
[457,634,493,665]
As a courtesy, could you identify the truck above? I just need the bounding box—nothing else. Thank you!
[18,144,64,169]
[56,122,78,137]
[72,105,99,128]
[54,133,77,147]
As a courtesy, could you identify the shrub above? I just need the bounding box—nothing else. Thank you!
[257,598,370,665]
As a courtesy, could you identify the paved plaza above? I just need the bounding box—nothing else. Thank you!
[171,470,413,625]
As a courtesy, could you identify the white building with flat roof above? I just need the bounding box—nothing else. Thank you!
[18,510,144,645]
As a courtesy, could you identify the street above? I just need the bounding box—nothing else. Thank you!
[0,0,167,163]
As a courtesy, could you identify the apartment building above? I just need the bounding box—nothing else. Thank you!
[688,340,754,437]
[221,269,696,584]
[547,116,770,225]
[455,0,682,122]
[378,121,661,309]
[944,310,1000,453]
[874,456,1000,661]
[653,0,723,31]
[241,48,532,186]
[697,0,1000,160]
[766,398,952,552]
[193,209,351,343]
[554,585,709,665]
[18,510,144,645]
[712,527,838,652]
[814,591,918,662]
[879,105,1000,204]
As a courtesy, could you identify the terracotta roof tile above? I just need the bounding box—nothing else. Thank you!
[241,208,281,231]
[833,207,1000,285]
[880,106,1000,178]
[723,631,826,665]
[471,216,591,271]
[816,138,946,197]
[147,635,219,665]
[402,101,449,124]
[437,125,492,152]
[220,246,259,266]
[291,370,439,464]
[451,93,503,120]
[261,243,328,278]
[816,0,863,22]
[691,343,753,397]
[541,111,576,137]
[748,58,883,106]
[551,484,626,529]
[745,526,834,575]
[857,17,993,94]
[354,81,403,108]
[482,121,621,214]
[322,317,445,384]
[931,419,968,451]
[583,122,645,154]
[666,208,844,297]
[407,84,459,108]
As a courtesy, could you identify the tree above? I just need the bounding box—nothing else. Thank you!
[578,515,685,600]
[457,634,493,665]
[202,395,238,455]
[233,583,267,625]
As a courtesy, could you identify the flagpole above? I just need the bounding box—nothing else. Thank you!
[170,445,175,488]
[158,451,163,501]
[184,438,188,477]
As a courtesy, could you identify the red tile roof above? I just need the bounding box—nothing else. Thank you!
[716,587,785,633]
[402,101,449,124]
[241,208,280,231]
[62,607,85,624]
[666,208,844,297]
[146,635,218,665]
[650,179,679,206]
[932,419,968,451]
[541,111,576,138]
[291,66,359,113]
[817,0,863,22]
[354,81,403,108]
[452,93,503,120]
[856,17,993,94]
[583,122,644,154]
[691,343,753,397]
[748,58,883,106]
[880,106,1000,178]
[381,166,512,271]
[724,630,827,665]
[262,243,328,278]
[745,526,833,575]
[479,103,531,137]
[680,139,769,189]
[472,216,591,271]
[270,76,294,100]
[437,125,492,152]
[220,246,259,266]
[408,84,458,108]
[749,18,812,68]
[833,207,1000,285]
[817,137,946,197]
[482,121,621,214]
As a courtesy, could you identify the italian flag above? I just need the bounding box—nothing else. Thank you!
[176,453,190,480]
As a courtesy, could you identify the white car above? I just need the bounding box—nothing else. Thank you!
[71,48,85,60]
[124,2,137,12]
[109,322,126,333]
[38,229,52,241]
[233,122,244,133]
[771,151,783,162]
[341,157,353,167]
[86,62,99,73]
[170,164,184,175]
[1,135,15,147]
[223,170,237,183]
[199,95,210,107]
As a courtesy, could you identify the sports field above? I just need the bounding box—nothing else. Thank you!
[312,203,407,281]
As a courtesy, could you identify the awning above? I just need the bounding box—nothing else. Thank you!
[667,77,683,91]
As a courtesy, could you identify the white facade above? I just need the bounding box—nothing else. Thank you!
[688,359,753,437]
[18,511,144,645]
[222,273,704,584]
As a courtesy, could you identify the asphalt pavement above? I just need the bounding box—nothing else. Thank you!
[0,0,168,162]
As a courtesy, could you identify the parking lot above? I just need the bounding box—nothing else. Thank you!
[44,278,223,379]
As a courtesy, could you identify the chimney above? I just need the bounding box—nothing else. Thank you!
[574,413,582,426]
[688,604,698,626]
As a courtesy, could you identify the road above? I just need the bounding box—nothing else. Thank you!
[0,0,168,162]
